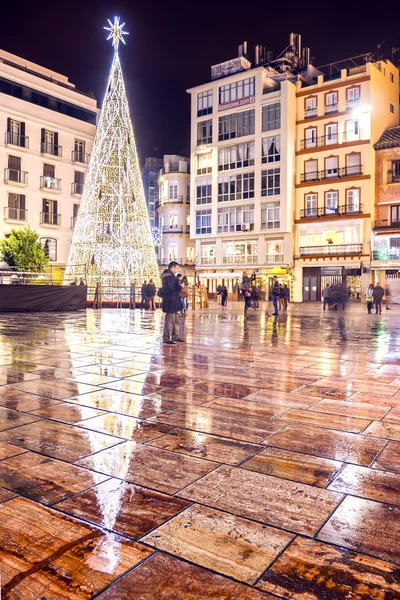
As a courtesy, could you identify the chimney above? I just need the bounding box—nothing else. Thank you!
[238,41,248,59]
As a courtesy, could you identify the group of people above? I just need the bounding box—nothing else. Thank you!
[217,284,228,306]
[140,279,157,310]
[365,282,386,314]
[322,284,347,311]
[241,275,289,317]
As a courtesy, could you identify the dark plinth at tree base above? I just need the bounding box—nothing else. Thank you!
[0,285,87,312]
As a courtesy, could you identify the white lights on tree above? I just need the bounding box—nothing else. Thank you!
[64,16,161,293]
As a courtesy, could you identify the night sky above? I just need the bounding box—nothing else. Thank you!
[2,0,400,164]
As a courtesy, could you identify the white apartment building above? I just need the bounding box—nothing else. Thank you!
[0,50,98,275]
[187,41,302,299]
[157,154,195,276]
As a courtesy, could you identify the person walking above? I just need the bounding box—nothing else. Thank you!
[278,284,285,311]
[372,282,384,314]
[220,284,228,307]
[161,261,185,344]
[144,279,156,310]
[272,276,280,315]
[251,286,259,309]
[365,284,374,314]
[181,275,189,315]
[283,284,290,310]
[243,287,252,317]
[323,284,331,310]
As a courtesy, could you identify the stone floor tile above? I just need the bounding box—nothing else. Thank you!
[77,441,217,494]
[318,496,400,564]
[0,405,42,431]
[151,405,286,443]
[99,379,166,396]
[350,392,400,407]
[76,413,176,442]
[0,451,107,505]
[257,537,400,599]
[372,441,400,473]
[142,504,294,584]
[0,392,61,412]
[147,429,263,464]
[363,420,400,441]
[6,377,100,400]
[30,403,106,423]
[179,464,342,536]
[277,408,371,433]
[243,390,315,409]
[54,478,190,538]
[205,397,285,419]
[0,419,122,462]
[95,552,276,599]
[181,380,258,398]
[328,463,400,506]
[293,385,353,400]
[0,485,17,502]
[0,441,27,460]
[382,407,400,423]
[148,389,215,405]
[0,497,151,599]
[311,398,390,420]
[265,424,386,465]
[241,446,343,487]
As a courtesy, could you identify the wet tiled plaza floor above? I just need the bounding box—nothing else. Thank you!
[1,302,400,598]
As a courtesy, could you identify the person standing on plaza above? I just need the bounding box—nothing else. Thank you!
[141,281,147,309]
[278,284,285,311]
[372,282,384,314]
[144,279,156,310]
[181,275,189,315]
[272,276,280,316]
[161,261,185,344]
[323,284,331,310]
[251,285,259,309]
[365,284,374,314]
[220,284,228,307]
[283,284,290,310]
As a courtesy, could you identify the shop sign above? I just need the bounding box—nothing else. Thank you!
[218,95,255,112]
[321,266,343,276]
[374,247,400,260]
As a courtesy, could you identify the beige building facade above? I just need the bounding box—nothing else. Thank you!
[0,50,98,275]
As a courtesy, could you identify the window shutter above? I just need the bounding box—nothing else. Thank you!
[53,200,58,214]
[42,199,47,212]
[54,132,59,156]
[7,117,11,132]
[20,122,25,137]
[41,128,45,143]
[20,195,26,210]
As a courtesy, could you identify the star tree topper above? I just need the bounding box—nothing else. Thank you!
[104,17,129,52]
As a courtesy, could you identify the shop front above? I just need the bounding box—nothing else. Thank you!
[301,265,362,302]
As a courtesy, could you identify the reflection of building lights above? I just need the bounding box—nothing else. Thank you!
[352,104,371,118]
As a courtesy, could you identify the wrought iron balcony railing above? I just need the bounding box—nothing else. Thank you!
[5,132,29,148]
[40,212,61,226]
[40,142,62,157]
[71,150,90,164]
[4,169,28,184]
[40,176,62,191]
[4,207,27,221]
[300,243,362,256]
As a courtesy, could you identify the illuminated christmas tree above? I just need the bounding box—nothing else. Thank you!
[64,17,160,294]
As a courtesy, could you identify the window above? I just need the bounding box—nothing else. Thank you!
[217,205,254,233]
[347,87,360,106]
[305,97,317,118]
[196,179,212,205]
[261,168,280,196]
[325,123,338,145]
[73,171,84,195]
[168,214,178,229]
[222,240,258,264]
[391,160,400,183]
[7,118,26,147]
[261,201,280,229]
[345,119,360,142]
[197,90,213,116]
[305,193,318,217]
[40,237,57,261]
[42,163,58,189]
[7,155,23,182]
[218,77,255,105]
[390,72,395,83]
[346,188,360,212]
[262,135,280,162]
[325,92,338,113]
[41,129,60,156]
[197,119,212,145]
[303,160,318,182]
[169,183,178,200]
[262,103,281,131]
[218,141,255,170]
[266,241,283,263]
[74,139,86,162]
[325,191,339,214]
[197,152,212,174]
[218,172,255,202]
[72,203,79,228]
[201,244,216,264]
[41,199,59,225]
[346,153,361,176]
[196,209,212,234]
[7,193,26,221]
[304,128,317,149]
[390,103,395,114]
[324,156,339,178]
[392,206,400,225]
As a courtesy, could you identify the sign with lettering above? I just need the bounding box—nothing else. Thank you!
[218,95,255,112]
[211,56,251,81]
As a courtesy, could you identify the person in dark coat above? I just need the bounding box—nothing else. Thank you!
[283,284,290,310]
[144,279,156,310]
[220,285,228,306]
[141,282,147,309]
[161,261,185,344]
[373,282,384,314]
[251,286,259,308]
[272,276,280,315]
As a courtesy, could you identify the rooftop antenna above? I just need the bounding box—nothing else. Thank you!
[376,40,385,61]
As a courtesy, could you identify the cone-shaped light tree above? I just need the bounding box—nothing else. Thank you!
[64,17,161,293]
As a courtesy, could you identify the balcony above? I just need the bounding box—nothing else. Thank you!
[162,226,190,234]
[156,195,188,208]
[266,254,284,263]
[300,204,362,219]
[299,244,362,257]
[4,169,28,185]
[5,132,29,148]
[304,107,317,119]
[4,207,27,221]
[346,98,361,111]
[324,103,339,114]
[158,258,195,266]
[374,219,400,230]
[71,182,84,195]
[71,216,77,229]
[160,162,188,176]
[300,166,363,182]
[40,213,61,226]
[201,257,216,265]
[388,173,400,184]
[71,150,90,164]
[300,131,363,150]
[40,142,62,157]
[40,176,62,192]
[223,256,258,264]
